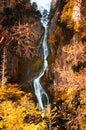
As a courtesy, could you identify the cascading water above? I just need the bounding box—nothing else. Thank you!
[31,0,51,112]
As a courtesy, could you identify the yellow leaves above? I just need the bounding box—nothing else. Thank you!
[23,121,48,130]
[67,86,73,95]
[61,93,67,101]
[24,124,38,130]
[0,101,24,130]
[0,84,24,102]
[37,121,48,130]
[74,23,81,32]
[60,0,82,32]
[51,82,86,129]
[81,32,86,40]
[60,0,75,29]
[0,84,48,130]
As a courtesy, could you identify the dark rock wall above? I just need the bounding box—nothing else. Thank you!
[0,0,44,84]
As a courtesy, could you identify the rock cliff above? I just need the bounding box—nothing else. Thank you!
[0,0,44,84]
[42,0,86,129]
[48,0,86,98]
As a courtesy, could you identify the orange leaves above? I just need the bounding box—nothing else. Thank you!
[48,34,57,44]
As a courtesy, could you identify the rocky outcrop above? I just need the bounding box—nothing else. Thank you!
[0,0,44,84]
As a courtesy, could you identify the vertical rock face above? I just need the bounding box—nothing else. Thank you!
[0,0,44,83]
[47,0,86,98]
[42,0,86,129]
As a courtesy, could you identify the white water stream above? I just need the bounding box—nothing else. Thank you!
[31,0,51,111]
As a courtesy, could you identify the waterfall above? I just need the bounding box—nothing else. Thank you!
[31,0,51,112]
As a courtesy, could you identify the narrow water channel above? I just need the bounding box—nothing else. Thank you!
[31,0,51,112]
